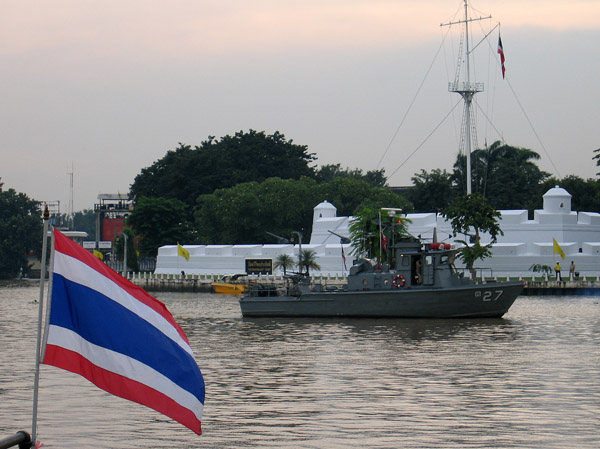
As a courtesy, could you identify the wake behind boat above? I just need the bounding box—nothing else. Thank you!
[239,238,523,318]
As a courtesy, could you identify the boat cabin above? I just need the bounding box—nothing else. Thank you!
[346,239,463,291]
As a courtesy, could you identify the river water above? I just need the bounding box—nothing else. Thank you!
[0,284,598,448]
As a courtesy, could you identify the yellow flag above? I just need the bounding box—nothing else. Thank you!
[93,249,104,260]
[553,238,565,260]
[177,243,190,261]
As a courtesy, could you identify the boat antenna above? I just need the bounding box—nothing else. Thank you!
[441,0,490,195]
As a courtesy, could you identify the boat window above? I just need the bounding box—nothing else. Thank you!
[440,255,449,264]
[424,255,433,265]
[400,255,410,266]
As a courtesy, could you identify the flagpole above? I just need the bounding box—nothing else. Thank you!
[41,229,57,363]
[32,205,51,444]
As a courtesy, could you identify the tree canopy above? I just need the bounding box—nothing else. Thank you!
[0,180,42,279]
[348,201,411,262]
[126,196,194,256]
[453,141,550,210]
[314,164,387,187]
[194,176,411,245]
[130,130,316,206]
[442,193,503,278]
[406,168,457,213]
[407,142,552,213]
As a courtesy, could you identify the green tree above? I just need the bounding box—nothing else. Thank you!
[194,176,412,245]
[0,180,42,279]
[195,177,318,244]
[273,253,295,276]
[406,168,458,213]
[442,193,503,279]
[130,130,316,206]
[453,141,550,210]
[297,249,320,275]
[126,197,194,257]
[349,205,410,263]
[113,227,140,272]
[72,209,97,238]
[314,163,387,187]
[316,177,411,218]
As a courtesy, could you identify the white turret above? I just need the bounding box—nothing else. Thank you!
[542,185,572,214]
[309,200,350,245]
[313,200,337,222]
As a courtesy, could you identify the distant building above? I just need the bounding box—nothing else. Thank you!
[94,193,133,246]
[155,186,600,278]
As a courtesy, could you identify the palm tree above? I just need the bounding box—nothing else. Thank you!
[274,253,295,276]
[297,249,321,276]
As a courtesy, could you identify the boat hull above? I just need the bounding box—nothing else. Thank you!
[212,283,248,294]
[239,282,523,318]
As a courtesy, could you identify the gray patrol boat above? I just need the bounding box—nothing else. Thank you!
[239,238,523,318]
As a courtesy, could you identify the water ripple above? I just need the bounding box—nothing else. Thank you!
[0,288,598,448]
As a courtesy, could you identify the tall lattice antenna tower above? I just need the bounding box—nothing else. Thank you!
[441,0,490,194]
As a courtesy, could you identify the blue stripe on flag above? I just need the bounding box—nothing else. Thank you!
[50,273,204,402]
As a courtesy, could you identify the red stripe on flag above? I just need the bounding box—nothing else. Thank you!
[44,344,202,435]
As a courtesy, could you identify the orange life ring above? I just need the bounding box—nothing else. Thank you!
[393,274,405,288]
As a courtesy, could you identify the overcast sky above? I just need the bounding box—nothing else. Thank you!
[2,0,599,212]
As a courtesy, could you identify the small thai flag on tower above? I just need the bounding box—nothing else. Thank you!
[498,34,506,79]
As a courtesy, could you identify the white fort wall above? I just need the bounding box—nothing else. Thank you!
[155,187,600,278]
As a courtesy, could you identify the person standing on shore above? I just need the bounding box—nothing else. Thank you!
[569,261,576,281]
[555,261,562,281]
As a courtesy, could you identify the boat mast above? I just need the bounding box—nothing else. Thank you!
[442,0,490,195]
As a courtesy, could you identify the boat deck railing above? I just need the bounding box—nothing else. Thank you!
[0,431,31,449]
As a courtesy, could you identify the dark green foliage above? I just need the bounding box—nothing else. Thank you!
[314,164,387,187]
[113,227,140,271]
[195,177,317,244]
[297,249,321,275]
[273,253,295,275]
[442,193,502,277]
[194,176,412,245]
[453,141,550,210]
[406,168,458,213]
[126,197,194,257]
[72,209,97,238]
[0,180,42,279]
[130,130,316,206]
[348,202,411,262]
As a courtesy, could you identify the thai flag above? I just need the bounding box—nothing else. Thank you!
[381,230,388,252]
[43,228,205,434]
[498,34,506,79]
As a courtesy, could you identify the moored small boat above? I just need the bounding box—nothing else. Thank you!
[212,274,249,294]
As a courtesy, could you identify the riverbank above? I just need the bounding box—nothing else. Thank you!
[11,276,600,295]
[128,276,600,295]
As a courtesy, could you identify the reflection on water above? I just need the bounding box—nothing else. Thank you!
[1,285,598,448]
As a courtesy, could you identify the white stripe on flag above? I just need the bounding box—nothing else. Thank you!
[53,251,194,357]
[47,325,204,421]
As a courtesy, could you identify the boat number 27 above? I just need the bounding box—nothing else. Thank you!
[475,290,503,302]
